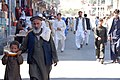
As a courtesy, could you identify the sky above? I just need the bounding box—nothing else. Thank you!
[60,0,83,10]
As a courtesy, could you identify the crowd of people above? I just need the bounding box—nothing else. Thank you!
[1,8,120,80]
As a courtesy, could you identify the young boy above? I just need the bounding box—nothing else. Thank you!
[2,41,23,80]
[94,19,107,64]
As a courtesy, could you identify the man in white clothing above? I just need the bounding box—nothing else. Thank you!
[53,13,66,52]
[74,11,85,50]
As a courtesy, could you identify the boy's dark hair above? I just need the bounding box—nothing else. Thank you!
[57,13,62,16]
[84,14,87,17]
[99,18,103,22]
[10,41,20,48]
[114,9,119,14]
[96,16,99,19]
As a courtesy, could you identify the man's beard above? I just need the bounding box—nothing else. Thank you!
[33,27,41,34]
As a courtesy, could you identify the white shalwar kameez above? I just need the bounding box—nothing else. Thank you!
[53,19,66,51]
[74,18,85,48]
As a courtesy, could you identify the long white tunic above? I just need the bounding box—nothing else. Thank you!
[53,19,66,40]
[74,18,84,36]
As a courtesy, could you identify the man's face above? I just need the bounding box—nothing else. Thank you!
[32,19,42,30]
[114,13,119,19]
[78,12,82,17]
[57,15,61,20]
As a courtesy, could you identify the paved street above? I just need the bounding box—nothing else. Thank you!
[0,31,120,80]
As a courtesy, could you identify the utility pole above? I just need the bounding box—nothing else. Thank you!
[117,0,119,9]
[8,0,11,35]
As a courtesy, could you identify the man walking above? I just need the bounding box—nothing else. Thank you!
[84,14,92,45]
[53,13,66,52]
[74,11,85,50]
[108,9,120,63]
[20,15,58,80]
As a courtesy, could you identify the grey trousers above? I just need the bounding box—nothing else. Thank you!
[95,42,105,59]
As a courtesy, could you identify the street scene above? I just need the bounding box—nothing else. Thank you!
[1,31,120,80]
[0,0,120,80]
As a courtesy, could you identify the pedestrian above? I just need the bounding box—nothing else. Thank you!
[20,10,26,21]
[95,16,99,27]
[46,18,55,39]
[94,19,107,64]
[49,16,57,40]
[74,11,85,50]
[102,16,110,29]
[15,18,26,43]
[53,13,66,52]
[108,9,120,63]
[2,41,23,80]
[84,14,92,45]
[69,17,74,31]
[20,15,58,80]
[65,17,70,36]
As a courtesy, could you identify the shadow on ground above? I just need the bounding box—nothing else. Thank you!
[19,78,120,80]
[51,78,120,80]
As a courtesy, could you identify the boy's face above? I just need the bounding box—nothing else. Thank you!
[98,21,103,27]
[10,45,19,53]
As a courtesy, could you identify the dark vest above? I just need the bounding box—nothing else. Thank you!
[75,17,85,31]
[27,31,52,65]
[109,18,120,40]
[85,18,91,30]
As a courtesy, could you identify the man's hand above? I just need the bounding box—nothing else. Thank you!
[54,62,57,66]
[84,30,87,32]
[108,36,112,41]
[57,27,61,31]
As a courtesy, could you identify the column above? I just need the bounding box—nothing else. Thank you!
[19,0,21,7]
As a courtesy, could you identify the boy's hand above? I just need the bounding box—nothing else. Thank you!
[98,37,101,40]
[57,27,61,31]
[17,50,22,56]
[4,52,9,56]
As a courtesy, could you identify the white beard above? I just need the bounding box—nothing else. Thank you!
[33,27,42,40]
[33,27,41,34]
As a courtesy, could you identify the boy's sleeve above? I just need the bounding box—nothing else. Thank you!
[94,28,99,39]
[17,54,23,65]
[1,55,8,65]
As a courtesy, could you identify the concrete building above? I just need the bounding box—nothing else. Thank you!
[89,0,120,17]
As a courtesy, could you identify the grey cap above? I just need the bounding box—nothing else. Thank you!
[30,16,43,21]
